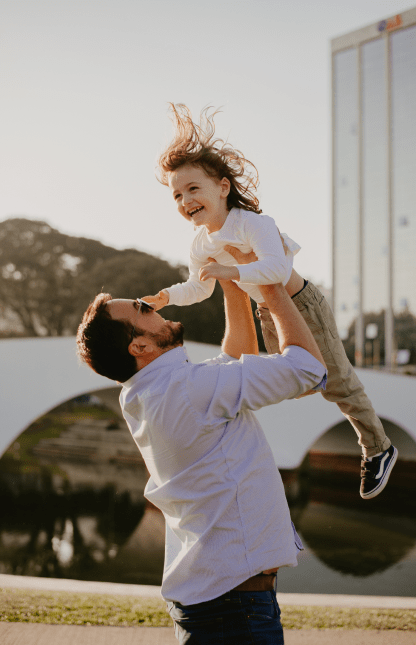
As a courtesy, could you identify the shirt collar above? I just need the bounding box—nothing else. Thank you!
[206,207,236,239]
[123,345,190,389]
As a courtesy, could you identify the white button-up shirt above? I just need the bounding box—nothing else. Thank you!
[166,208,301,307]
[120,345,326,605]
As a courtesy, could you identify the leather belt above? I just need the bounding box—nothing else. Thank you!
[232,570,278,592]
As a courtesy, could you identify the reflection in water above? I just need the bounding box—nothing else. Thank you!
[0,399,158,582]
[52,518,74,565]
[1,400,416,595]
[0,476,150,582]
[295,503,415,577]
[277,418,416,595]
[290,452,416,578]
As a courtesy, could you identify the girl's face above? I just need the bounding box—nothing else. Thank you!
[168,164,230,233]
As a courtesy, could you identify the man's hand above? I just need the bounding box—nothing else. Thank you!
[141,290,170,311]
[224,245,258,265]
[199,261,239,282]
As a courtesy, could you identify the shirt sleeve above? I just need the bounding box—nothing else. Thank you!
[166,249,216,306]
[235,214,290,285]
[186,346,327,427]
[200,352,237,366]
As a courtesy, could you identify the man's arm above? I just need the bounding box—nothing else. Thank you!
[222,245,325,368]
[259,283,325,368]
[188,277,326,422]
[220,278,258,359]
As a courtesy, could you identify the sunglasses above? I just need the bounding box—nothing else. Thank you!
[130,298,154,344]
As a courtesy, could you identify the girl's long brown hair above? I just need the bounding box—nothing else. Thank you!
[157,104,262,214]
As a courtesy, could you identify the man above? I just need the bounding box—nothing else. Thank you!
[76,276,326,644]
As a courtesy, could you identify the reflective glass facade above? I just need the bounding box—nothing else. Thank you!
[361,37,389,367]
[391,26,416,353]
[362,38,389,319]
[332,9,416,369]
[333,48,359,343]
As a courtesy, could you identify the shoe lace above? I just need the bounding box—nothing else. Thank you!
[360,458,378,479]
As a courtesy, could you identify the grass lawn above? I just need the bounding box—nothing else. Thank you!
[1,587,415,630]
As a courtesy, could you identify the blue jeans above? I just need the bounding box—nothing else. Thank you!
[167,590,284,644]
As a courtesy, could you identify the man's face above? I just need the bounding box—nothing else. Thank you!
[106,299,184,349]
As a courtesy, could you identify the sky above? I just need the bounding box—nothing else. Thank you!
[1,0,415,288]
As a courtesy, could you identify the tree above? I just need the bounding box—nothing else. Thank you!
[0,217,266,348]
[77,250,228,345]
[0,218,119,336]
[342,309,416,366]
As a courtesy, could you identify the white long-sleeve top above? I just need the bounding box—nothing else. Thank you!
[166,208,301,306]
[120,344,327,605]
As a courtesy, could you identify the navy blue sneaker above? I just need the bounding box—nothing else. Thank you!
[360,445,398,499]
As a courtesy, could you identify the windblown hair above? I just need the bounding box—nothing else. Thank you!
[157,104,262,214]
[76,293,138,383]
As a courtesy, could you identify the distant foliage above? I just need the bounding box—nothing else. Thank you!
[0,217,259,346]
[0,218,118,336]
[342,309,416,367]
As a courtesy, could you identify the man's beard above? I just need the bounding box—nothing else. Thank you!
[148,320,184,350]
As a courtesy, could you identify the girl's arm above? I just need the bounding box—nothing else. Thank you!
[142,251,216,310]
[235,214,297,285]
[198,214,299,285]
[166,271,216,306]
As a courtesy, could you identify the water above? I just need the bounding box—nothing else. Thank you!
[1,400,415,596]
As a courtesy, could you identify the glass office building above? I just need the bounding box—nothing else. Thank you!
[332,7,416,369]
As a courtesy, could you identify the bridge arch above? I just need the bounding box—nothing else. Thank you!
[2,337,416,469]
[306,416,416,460]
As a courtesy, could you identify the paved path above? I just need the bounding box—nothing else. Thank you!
[1,574,415,644]
[1,623,415,645]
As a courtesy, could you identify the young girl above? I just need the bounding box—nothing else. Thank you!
[143,103,397,500]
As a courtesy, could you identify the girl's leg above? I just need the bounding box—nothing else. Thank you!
[257,283,390,458]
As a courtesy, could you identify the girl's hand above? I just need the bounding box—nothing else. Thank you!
[199,260,240,282]
[224,245,258,264]
[141,290,170,311]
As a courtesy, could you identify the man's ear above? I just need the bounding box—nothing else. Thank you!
[128,336,149,357]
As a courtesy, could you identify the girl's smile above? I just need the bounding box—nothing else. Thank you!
[168,164,230,234]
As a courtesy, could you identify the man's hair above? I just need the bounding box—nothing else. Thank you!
[157,104,262,214]
[76,293,139,383]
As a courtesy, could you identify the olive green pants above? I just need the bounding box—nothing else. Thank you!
[257,281,390,458]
